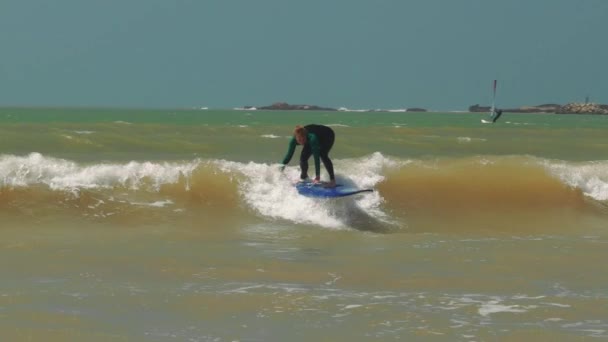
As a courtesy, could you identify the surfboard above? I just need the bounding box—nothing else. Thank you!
[295,182,373,198]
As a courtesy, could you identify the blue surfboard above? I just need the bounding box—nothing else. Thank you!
[295,182,373,198]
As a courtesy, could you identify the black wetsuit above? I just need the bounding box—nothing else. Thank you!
[281,124,335,180]
[492,109,503,123]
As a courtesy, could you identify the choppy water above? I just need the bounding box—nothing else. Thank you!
[1,108,607,340]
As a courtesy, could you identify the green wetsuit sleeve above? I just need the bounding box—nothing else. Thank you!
[309,133,321,178]
[281,137,297,165]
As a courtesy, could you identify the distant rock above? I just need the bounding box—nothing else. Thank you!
[257,102,337,111]
[469,104,491,112]
[253,103,430,112]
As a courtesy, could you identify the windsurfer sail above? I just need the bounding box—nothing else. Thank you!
[483,80,503,123]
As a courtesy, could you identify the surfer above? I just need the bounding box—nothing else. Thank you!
[491,109,503,123]
[281,124,336,188]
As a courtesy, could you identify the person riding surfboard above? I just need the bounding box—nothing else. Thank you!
[281,124,336,188]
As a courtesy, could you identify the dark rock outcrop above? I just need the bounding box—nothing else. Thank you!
[258,102,337,111]
[469,104,491,112]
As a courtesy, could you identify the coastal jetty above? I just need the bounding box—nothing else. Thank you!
[469,104,560,113]
[469,103,608,115]
[555,103,608,115]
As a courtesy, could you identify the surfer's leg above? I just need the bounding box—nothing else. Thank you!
[320,129,335,180]
[299,145,312,179]
[320,152,335,180]
[319,127,335,151]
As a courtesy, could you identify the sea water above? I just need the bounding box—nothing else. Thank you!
[1,108,607,340]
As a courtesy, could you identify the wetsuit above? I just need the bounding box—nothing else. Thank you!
[491,109,503,123]
[282,124,335,181]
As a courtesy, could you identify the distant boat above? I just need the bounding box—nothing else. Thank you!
[481,80,503,124]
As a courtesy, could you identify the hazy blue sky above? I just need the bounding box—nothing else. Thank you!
[1,0,606,110]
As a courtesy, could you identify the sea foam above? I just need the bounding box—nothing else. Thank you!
[0,152,199,192]
[545,160,608,201]
[216,152,401,229]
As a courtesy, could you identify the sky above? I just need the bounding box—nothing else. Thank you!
[1,0,607,111]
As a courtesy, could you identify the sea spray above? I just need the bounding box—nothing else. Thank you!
[214,152,404,229]
[544,160,608,201]
[0,152,199,192]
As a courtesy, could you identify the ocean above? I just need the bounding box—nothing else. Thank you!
[1,107,607,341]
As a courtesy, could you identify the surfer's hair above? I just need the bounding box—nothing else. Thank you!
[294,125,307,139]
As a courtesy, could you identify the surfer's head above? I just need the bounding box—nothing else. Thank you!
[294,125,307,144]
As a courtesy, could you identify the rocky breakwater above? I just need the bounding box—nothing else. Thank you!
[469,104,560,113]
[555,102,608,115]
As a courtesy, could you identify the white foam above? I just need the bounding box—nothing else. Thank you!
[342,304,363,310]
[478,301,527,316]
[215,152,402,229]
[260,134,281,139]
[131,200,174,207]
[458,137,487,143]
[337,152,407,223]
[542,302,571,308]
[545,160,608,201]
[217,160,344,229]
[0,153,199,192]
[337,107,368,112]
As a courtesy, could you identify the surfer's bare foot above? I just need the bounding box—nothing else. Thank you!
[324,180,337,188]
